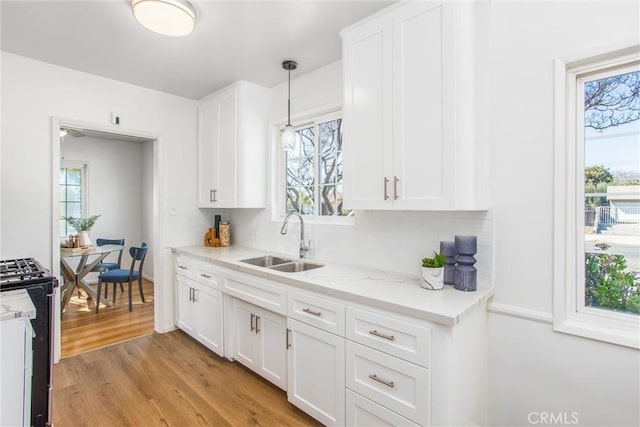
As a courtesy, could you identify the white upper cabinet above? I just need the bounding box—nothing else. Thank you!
[197,81,269,208]
[342,1,487,211]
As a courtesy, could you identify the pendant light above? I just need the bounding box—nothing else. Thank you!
[281,60,298,151]
[131,0,197,37]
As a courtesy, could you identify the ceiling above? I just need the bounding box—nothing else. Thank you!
[1,0,392,100]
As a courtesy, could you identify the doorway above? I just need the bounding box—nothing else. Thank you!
[51,118,163,361]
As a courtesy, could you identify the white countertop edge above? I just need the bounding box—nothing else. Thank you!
[172,246,494,326]
[0,289,37,321]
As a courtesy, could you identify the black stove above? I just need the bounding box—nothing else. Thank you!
[0,258,52,287]
[0,257,56,427]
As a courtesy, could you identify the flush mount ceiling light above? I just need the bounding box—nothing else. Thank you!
[131,0,197,37]
[281,60,298,151]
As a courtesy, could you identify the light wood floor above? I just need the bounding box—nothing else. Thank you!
[53,330,321,426]
[61,279,155,358]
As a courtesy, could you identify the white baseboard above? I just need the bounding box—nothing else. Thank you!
[487,302,553,325]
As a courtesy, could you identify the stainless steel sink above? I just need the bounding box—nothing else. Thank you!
[269,261,325,273]
[240,255,291,268]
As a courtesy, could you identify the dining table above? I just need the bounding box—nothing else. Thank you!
[60,244,125,313]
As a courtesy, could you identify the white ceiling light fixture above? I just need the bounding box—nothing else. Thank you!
[131,0,196,37]
[281,60,298,151]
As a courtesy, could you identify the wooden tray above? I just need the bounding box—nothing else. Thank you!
[60,245,96,254]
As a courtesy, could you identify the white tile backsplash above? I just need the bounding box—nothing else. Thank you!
[219,208,493,286]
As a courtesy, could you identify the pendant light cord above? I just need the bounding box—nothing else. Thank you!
[287,69,291,126]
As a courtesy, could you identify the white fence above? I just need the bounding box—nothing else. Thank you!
[586,206,640,226]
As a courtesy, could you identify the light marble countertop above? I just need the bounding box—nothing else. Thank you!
[0,289,36,321]
[173,245,493,326]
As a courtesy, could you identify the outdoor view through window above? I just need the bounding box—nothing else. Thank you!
[583,68,640,316]
[286,117,352,217]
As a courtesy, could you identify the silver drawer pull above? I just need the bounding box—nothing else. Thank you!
[178,265,188,270]
[302,308,322,317]
[200,273,212,279]
[369,330,395,341]
[369,374,395,388]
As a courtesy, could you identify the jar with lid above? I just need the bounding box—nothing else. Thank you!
[219,222,230,247]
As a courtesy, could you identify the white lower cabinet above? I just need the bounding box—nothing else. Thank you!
[0,317,33,427]
[175,274,224,357]
[286,318,345,426]
[346,341,430,426]
[346,390,420,427]
[173,252,486,427]
[232,298,287,390]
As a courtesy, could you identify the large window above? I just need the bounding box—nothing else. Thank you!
[284,113,352,218]
[60,163,87,236]
[554,45,640,348]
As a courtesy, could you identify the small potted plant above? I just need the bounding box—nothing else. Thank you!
[63,215,101,247]
[421,252,446,290]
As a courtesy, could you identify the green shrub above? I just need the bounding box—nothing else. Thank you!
[585,253,640,314]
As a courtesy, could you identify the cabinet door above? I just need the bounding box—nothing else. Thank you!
[212,87,238,207]
[287,318,345,426]
[197,98,217,208]
[255,307,287,390]
[175,275,196,336]
[392,1,455,210]
[232,299,259,372]
[342,14,393,210]
[195,285,224,357]
[197,86,238,208]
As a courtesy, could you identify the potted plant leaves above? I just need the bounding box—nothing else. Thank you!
[63,215,101,247]
[420,252,446,290]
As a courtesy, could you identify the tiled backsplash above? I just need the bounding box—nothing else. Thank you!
[223,209,493,286]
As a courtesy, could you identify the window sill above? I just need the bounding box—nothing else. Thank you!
[553,311,640,349]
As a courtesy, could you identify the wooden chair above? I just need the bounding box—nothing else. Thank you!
[96,243,148,313]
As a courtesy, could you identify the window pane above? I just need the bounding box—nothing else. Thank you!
[299,156,315,186]
[66,168,82,185]
[319,119,342,153]
[299,127,315,158]
[286,186,315,215]
[583,70,640,316]
[336,151,343,184]
[66,185,82,202]
[67,202,81,219]
[59,185,67,202]
[59,168,66,184]
[286,158,301,186]
[60,220,66,237]
[320,154,336,185]
[320,185,336,216]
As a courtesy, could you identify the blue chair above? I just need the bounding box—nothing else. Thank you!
[92,238,125,296]
[96,243,148,313]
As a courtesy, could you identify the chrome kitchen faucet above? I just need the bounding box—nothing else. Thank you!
[280,212,310,259]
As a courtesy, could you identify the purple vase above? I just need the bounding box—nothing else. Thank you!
[454,235,477,291]
[440,241,456,285]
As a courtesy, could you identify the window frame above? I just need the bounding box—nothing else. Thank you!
[553,43,640,349]
[273,107,354,225]
[60,160,89,237]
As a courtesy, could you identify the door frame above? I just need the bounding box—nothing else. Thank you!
[50,117,164,362]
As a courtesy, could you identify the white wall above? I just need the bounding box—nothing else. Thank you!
[1,52,212,331]
[60,134,154,280]
[484,1,639,426]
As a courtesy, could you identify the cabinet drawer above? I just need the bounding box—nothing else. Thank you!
[196,263,220,290]
[224,272,287,315]
[346,390,420,427]
[288,290,345,336]
[346,307,430,368]
[174,255,195,279]
[346,341,429,426]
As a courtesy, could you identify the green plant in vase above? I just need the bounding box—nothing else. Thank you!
[63,215,101,247]
[420,252,446,290]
